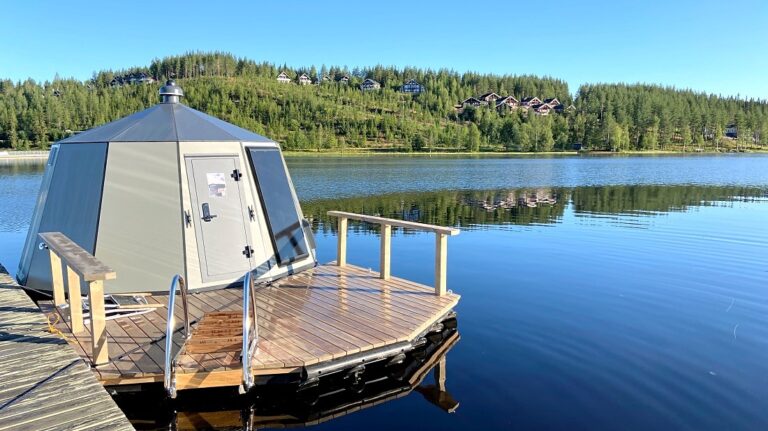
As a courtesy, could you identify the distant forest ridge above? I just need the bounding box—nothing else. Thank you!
[0,51,766,152]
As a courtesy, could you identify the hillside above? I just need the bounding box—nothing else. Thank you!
[0,52,766,152]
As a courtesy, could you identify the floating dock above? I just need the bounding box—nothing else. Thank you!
[0,265,133,431]
[42,262,460,391]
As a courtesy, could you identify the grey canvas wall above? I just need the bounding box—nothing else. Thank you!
[95,142,184,293]
[23,143,107,291]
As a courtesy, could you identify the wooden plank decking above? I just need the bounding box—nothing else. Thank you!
[0,264,133,431]
[43,263,460,390]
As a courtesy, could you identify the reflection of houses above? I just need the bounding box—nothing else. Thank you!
[298,73,312,85]
[726,123,738,138]
[276,71,291,83]
[360,78,381,91]
[401,79,425,94]
[472,189,557,211]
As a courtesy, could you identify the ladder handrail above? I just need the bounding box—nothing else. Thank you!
[164,274,190,398]
[241,270,259,393]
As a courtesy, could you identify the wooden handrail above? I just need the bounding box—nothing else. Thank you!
[39,232,114,366]
[327,211,460,296]
[327,211,460,236]
[38,232,116,281]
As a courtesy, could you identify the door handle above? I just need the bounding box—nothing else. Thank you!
[201,203,218,222]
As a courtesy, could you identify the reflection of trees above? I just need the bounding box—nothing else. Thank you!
[570,185,766,215]
[302,185,766,233]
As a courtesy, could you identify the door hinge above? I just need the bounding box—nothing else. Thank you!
[231,169,242,181]
[242,245,254,258]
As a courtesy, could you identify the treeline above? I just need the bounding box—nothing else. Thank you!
[0,51,766,152]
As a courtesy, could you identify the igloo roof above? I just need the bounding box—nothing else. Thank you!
[59,81,270,144]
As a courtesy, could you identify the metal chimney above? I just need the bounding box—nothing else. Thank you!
[159,80,184,104]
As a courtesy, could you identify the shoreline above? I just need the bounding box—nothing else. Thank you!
[2,149,767,161]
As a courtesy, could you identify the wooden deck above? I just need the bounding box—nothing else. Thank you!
[0,265,133,431]
[43,263,460,391]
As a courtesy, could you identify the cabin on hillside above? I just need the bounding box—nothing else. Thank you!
[726,123,738,138]
[521,96,542,108]
[337,75,350,84]
[401,79,425,94]
[555,103,576,113]
[533,104,552,116]
[298,73,312,85]
[321,74,332,83]
[277,71,291,84]
[360,78,381,91]
[543,98,560,108]
[478,92,501,103]
[495,96,519,111]
[459,97,483,109]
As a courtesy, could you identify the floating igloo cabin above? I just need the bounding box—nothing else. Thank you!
[18,80,316,294]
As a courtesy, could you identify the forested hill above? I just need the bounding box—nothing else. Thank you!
[0,52,766,152]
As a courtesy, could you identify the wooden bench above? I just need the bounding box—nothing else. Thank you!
[39,232,116,366]
[327,211,460,296]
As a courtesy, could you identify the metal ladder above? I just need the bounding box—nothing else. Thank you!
[163,271,259,398]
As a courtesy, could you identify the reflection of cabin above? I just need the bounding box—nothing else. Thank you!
[726,123,738,138]
[360,78,381,91]
[401,79,425,94]
[521,97,542,108]
[298,73,312,85]
[277,71,291,83]
[495,96,519,111]
[478,92,501,103]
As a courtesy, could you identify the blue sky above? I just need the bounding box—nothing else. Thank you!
[1,0,767,99]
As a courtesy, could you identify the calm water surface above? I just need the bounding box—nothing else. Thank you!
[1,154,767,430]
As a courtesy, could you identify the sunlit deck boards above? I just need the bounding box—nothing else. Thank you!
[0,265,133,431]
[42,263,460,390]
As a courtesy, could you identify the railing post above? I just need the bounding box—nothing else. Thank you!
[66,266,84,334]
[380,224,391,280]
[337,216,348,267]
[435,233,448,296]
[48,251,66,307]
[87,280,109,365]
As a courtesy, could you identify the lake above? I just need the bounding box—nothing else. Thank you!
[2,154,768,430]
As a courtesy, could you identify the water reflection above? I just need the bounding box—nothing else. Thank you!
[302,185,767,233]
[115,324,459,430]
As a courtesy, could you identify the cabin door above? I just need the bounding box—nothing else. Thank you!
[186,156,254,283]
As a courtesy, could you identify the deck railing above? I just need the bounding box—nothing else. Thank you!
[39,232,116,366]
[240,270,259,393]
[326,211,460,296]
[164,274,190,398]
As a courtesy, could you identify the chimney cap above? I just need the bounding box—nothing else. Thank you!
[159,80,184,103]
